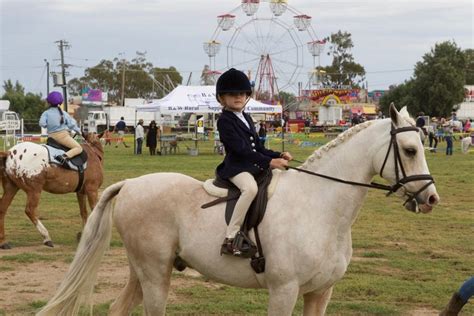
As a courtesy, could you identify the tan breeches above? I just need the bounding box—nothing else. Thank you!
[49,130,83,158]
[226,172,258,238]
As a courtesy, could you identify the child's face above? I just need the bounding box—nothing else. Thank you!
[220,92,248,112]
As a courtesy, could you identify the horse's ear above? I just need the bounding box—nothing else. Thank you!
[399,106,410,118]
[389,102,399,125]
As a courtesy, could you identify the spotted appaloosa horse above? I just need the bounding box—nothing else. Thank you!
[0,133,104,248]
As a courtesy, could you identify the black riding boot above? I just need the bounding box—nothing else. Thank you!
[440,292,466,316]
[54,154,69,166]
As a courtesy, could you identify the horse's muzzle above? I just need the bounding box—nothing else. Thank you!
[405,190,439,214]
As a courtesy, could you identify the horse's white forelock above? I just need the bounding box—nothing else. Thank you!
[302,120,376,167]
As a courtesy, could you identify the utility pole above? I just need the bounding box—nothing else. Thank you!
[44,59,50,95]
[119,53,126,106]
[121,62,126,106]
[55,40,70,111]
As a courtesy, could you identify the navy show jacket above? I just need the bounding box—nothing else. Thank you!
[216,109,281,179]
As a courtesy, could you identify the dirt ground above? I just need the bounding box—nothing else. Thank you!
[0,245,208,315]
[0,247,440,315]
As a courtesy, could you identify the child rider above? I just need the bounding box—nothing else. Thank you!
[215,68,292,256]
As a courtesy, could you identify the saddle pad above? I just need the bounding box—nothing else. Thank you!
[203,169,282,199]
[42,145,87,171]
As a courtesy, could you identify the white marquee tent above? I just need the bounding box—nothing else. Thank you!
[135,85,282,114]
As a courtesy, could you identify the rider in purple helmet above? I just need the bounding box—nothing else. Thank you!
[39,91,82,165]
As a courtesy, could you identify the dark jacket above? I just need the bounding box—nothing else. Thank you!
[216,109,281,179]
[146,126,158,148]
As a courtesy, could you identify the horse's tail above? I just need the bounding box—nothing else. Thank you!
[36,180,126,316]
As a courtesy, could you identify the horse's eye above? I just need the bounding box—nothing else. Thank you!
[404,148,417,157]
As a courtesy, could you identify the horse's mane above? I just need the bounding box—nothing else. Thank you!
[302,120,376,168]
[302,115,417,168]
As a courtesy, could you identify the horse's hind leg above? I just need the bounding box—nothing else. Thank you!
[109,261,143,316]
[127,238,175,315]
[75,192,88,241]
[267,282,299,315]
[0,179,19,249]
[24,191,53,247]
[303,286,333,316]
[86,188,99,210]
[76,192,88,225]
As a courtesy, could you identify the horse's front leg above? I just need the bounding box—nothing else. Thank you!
[0,178,19,249]
[303,286,333,316]
[267,282,299,315]
[24,191,53,247]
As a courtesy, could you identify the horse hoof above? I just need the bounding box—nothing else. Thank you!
[76,232,82,242]
[0,243,12,249]
[44,240,54,248]
[173,256,187,271]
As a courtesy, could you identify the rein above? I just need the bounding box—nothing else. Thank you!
[288,124,434,210]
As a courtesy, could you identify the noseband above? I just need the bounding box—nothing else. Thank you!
[288,124,434,211]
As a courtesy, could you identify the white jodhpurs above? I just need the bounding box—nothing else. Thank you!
[226,172,258,239]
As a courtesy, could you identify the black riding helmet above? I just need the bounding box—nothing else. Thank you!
[215,68,252,101]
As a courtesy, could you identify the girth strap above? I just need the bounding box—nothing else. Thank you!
[75,166,85,192]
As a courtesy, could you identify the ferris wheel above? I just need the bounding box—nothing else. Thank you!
[204,0,326,103]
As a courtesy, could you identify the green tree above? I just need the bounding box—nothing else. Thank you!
[278,91,296,106]
[1,80,47,120]
[68,52,182,104]
[464,48,474,85]
[379,81,415,116]
[410,41,466,117]
[319,30,366,88]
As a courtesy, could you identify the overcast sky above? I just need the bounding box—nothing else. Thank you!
[0,0,472,97]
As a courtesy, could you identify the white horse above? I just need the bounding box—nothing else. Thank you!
[37,105,439,316]
[461,136,473,153]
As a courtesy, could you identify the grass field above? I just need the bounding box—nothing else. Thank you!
[0,133,473,315]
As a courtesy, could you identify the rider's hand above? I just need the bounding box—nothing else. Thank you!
[270,158,289,170]
[280,152,293,161]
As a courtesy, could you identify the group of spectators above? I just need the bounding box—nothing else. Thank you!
[416,112,472,155]
[102,117,162,155]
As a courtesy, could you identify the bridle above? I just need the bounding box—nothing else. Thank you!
[288,124,435,212]
[378,125,434,205]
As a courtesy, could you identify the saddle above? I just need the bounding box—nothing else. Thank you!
[43,138,88,192]
[201,169,282,273]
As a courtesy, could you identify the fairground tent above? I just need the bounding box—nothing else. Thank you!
[135,85,282,114]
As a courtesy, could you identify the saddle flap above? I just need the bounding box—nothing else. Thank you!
[43,144,88,171]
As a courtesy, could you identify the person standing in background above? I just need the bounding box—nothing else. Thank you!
[464,118,471,133]
[428,117,438,152]
[135,119,144,155]
[146,120,160,155]
[113,117,129,148]
[258,120,267,146]
[443,119,454,155]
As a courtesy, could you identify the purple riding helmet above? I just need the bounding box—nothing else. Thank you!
[46,91,63,106]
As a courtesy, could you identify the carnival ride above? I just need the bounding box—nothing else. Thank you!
[204,0,326,104]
